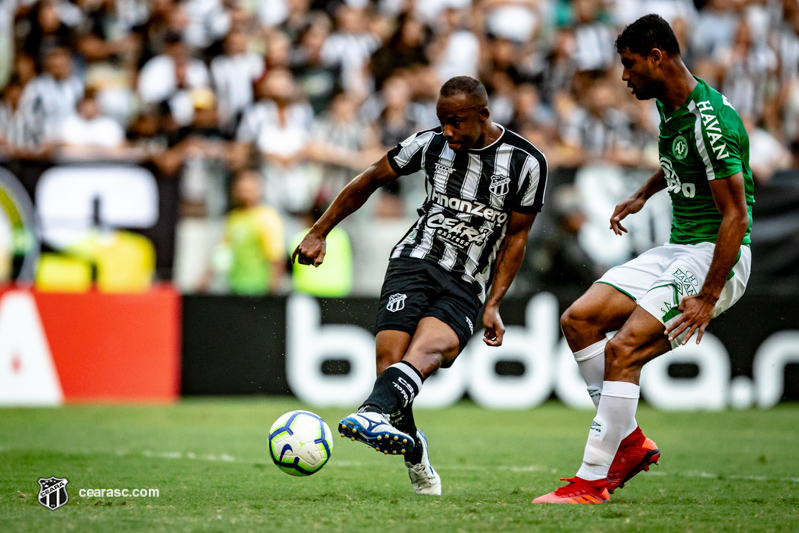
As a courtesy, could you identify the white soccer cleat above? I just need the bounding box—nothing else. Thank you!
[405,430,441,496]
[338,411,415,454]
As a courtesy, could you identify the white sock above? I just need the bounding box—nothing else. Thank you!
[574,340,639,433]
[576,381,640,481]
[573,339,607,408]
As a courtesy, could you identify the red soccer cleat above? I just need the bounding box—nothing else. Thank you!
[607,426,660,493]
[532,476,610,504]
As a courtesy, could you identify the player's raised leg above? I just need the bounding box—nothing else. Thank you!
[339,317,459,464]
[398,316,460,495]
[338,334,419,455]
[534,307,668,504]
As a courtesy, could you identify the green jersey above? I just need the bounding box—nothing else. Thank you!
[657,77,754,246]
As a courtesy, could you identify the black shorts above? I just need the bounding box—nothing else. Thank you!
[375,258,481,365]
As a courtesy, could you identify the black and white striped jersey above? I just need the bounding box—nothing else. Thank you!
[386,125,547,303]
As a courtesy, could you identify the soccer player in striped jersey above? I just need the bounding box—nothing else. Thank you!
[534,14,753,505]
[293,76,547,495]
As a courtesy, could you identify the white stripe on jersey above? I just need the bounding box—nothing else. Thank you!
[460,153,482,201]
[432,144,456,192]
[439,243,458,270]
[508,129,548,206]
[490,144,514,209]
[687,101,716,180]
[520,155,542,206]
[395,130,436,170]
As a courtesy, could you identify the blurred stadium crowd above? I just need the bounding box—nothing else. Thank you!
[1,0,799,296]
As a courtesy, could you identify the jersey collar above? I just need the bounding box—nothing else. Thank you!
[658,77,705,123]
[469,124,506,152]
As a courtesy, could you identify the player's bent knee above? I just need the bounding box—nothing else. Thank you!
[561,302,598,337]
[560,306,580,334]
[605,338,645,380]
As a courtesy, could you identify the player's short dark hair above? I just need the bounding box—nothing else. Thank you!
[439,76,488,107]
[615,14,680,57]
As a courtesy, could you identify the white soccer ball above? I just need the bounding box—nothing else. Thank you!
[268,410,333,476]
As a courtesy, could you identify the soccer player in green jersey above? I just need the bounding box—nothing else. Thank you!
[534,14,753,504]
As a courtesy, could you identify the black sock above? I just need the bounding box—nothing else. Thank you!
[391,405,423,465]
[360,361,423,417]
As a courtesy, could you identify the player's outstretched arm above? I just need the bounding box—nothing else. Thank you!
[665,172,749,345]
[483,211,538,347]
[292,155,400,267]
[610,168,667,235]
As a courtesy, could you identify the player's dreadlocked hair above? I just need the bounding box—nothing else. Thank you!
[615,14,680,57]
[440,76,488,107]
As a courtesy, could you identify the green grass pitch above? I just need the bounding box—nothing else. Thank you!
[1,399,798,532]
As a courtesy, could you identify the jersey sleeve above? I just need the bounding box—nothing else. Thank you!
[386,129,437,176]
[512,151,548,213]
[693,100,745,180]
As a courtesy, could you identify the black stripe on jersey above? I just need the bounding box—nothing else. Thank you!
[505,129,548,213]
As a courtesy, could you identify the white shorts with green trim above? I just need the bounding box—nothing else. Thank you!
[596,242,751,349]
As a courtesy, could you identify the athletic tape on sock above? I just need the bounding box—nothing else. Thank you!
[573,338,608,362]
[602,381,640,399]
[392,361,424,391]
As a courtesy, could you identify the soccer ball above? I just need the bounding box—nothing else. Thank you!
[268,410,333,476]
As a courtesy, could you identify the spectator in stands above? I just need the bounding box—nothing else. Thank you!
[211,30,265,135]
[75,0,141,69]
[743,113,791,185]
[559,75,638,167]
[570,0,615,72]
[715,19,777,119]
[480,0,542,44]
[291,15,341,114]
[20,47,83,143]
[509,83,555,133]
[264,29,293,71]
[306,91,380,203]
[321,4,380,97]
[289,202,353,297]
[20,0,78,62]
[370,11,431,90]
[0,78,32,155]
[541,28,578,100]
[58,88,127,155]
[533,184,602,288]
[235,68,315,214]
[430,7,480,84]
[199,169,286,295]
[4,0,799,293]
[137,32,210,111]
[181,0,230,52]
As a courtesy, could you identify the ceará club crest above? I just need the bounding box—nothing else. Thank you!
[489,175,511,197]
[386,293,407,313]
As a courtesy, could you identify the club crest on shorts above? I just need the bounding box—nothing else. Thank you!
[38,476,69,511]
[386,293,407,313]
[489,175,511,197]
